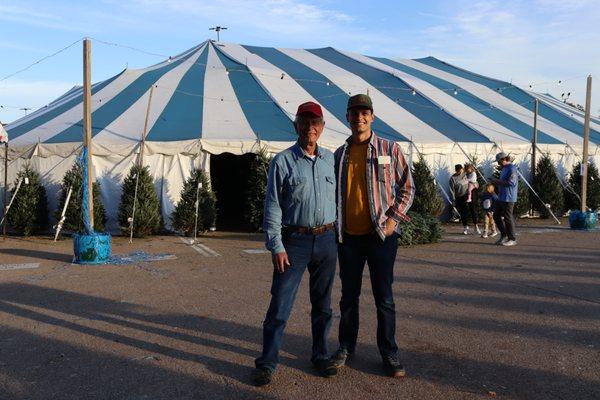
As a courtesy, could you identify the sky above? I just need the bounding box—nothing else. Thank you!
[1,0,599,124]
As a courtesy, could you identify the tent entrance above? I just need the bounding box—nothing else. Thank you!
[210,152,256,232]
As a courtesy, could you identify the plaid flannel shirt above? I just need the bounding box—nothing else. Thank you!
[334,132,415,242]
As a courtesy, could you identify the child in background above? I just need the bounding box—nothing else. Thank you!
[465,164,479,203]
[480,183,498,238]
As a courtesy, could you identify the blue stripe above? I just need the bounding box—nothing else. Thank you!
[308,48,490,143]
[242,45,407,142]
[370,56,561,145]
[213,44,295,142]
[416,57,600,145]
[146,46,209,141]
[46,44,205,143]
[7,73,121,140]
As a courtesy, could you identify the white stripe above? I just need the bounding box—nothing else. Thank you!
[279,48,452,143]
[178,236,210,256]
[195,243,220,257]
[339,51,528,144]
[201,45,257,141]
[11,69,146,146]
[399,58,583,145]
[94,45,206,144]
[533,93,600,134]
[242,249,269,254]
[0,263,40,271]
[216,43,350,146]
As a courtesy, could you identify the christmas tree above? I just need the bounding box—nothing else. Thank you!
[6,164,49,236]
[55,160,106,233]
[171,168,217,236]
[118,164,161,237]
[564,161,600,211]
[244,148,272,231]
[410,154,443,216]
[533,154,564,218]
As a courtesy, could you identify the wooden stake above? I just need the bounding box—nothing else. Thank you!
[83,38,94,229]
[581,75,592,212]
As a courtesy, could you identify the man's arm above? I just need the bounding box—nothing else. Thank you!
[385,143,415,224]
[263,159,285,254]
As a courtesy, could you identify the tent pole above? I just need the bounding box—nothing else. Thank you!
[581,75,592,212]
[139,85,154,168]
[531,99,538,216]
[3,142,7,238]
[83,38,94,230]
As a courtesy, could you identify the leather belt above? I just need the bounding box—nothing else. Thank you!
[284,223,335,235]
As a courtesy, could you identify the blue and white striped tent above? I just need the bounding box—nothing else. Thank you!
[4,40,598,228]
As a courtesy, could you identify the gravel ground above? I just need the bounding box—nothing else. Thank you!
[0,221,598,400]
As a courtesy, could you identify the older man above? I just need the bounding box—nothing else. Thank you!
[331,94,415,378]
[252,101,338,386]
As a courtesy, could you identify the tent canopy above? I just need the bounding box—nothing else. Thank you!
[6,40,599,156]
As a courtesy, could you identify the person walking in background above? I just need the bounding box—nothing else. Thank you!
[492,152,519,246]
[252,101,338,386]
[330,94,414,378]
[449,164,478,235]
[480,183,498,238]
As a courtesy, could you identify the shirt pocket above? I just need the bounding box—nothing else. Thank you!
[286,175,307,202]
[324,175,335,202]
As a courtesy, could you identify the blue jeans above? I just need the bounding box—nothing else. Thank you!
[338,232,399,357]
[255,229,337,371]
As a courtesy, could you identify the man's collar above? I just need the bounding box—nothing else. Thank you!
[293,141,322,159]
[346,131,377,147]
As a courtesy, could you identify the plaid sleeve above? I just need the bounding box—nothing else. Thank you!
[385,142,414,222]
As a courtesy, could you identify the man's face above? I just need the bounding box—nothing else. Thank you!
[295,115,324,148]
[346,107,374,135]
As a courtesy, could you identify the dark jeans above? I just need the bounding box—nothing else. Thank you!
[255,230,337,372]
[338,232,399,357]
[494,201,516,240]
[456,193,478,226]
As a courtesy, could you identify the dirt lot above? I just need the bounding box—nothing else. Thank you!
[0,221,598,400]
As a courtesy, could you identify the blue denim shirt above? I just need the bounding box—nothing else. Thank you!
[263,142,336,254]
[498,164,519,202]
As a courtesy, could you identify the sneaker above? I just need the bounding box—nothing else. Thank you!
[475,226,482,235]
[312,358,337,378]
[251,367,273,387]
[481,233,488,238]
[495,237,507,245]
[502,240,517,247]
[330,348,352,369]
[382,354,406,378]
[490,231,499,237]
[463,227,469,235]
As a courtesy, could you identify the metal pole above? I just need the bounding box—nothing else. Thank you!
[3,142,7,238]
[139,85,154,168]
[531,99,538,216]
[581,75,592,212]
[83,38,94,229]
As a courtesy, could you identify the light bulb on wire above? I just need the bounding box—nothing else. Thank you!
[411,89,416,96]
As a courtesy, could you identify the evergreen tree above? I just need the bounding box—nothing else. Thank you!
[410,155,443,216]
[55,160,106,233]
[492,162,531,217]
[564,161,600,211]
[171,168,217,236]
[397,211,444,246]
[118,164,161,237]
[244,148,272,231]
[533,154,564,218]
[7,164,49,236]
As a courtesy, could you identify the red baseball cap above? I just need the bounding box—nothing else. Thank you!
[296,101,323,118]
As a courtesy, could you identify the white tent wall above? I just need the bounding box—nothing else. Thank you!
[1,141,599,234]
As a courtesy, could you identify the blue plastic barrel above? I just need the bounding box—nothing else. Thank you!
[73,233,112,264]
[568,210,598,230]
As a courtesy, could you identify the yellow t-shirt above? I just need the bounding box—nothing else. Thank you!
[345,142,373,235]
